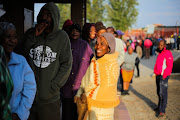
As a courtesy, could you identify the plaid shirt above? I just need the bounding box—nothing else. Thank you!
[0,45,13,120]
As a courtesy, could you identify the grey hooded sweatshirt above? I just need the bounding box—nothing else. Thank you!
[22,2,72,103]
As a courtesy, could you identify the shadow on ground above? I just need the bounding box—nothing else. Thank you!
[172,57,180,73]
[129,85,158,111]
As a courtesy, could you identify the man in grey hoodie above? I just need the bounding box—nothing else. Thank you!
[22,2,72,120]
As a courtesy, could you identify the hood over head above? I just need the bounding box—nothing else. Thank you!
[37,2,60,33]
[101,32,115,54]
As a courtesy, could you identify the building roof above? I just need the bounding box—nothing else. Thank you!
[156,26,180,28]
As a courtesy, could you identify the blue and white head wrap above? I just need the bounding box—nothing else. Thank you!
[0,22,16,36]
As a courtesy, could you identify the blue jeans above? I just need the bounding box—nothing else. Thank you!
[152,46,157,56]
[174,37,177,49]
[156,75,169,113]
[171,43,174,50]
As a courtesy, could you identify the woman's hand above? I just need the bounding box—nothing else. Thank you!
[74,96,79,103]
[76,97,87,120]
[81,93,87,103]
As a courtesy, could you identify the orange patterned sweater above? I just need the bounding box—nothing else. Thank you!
[76,52,119,109]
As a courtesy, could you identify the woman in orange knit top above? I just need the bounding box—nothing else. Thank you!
[74,33,119,120]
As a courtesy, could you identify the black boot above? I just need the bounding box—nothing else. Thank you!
[121,90,129,95]
[126,90,130,95]
[121,90,127,95]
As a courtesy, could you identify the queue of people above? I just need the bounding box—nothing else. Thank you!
[0,2,174,120]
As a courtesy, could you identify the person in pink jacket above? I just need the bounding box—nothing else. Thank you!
[154,40,173,118]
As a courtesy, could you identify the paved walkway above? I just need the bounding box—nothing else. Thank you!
[114,50,180,120]
[114,95,131,120]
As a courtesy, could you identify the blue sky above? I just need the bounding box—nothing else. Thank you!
[34,3,45,22]
[134,0,180,28]
[34,0,180,28]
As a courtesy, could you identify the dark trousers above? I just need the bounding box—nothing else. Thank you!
[135,62,140,76]
[177,40,180,50]
[167,44,171,50]
[28,100,60,120]
[145,48,150,59]
[171,43,174,50]
[120,69,123,92]
[61,97,78,120]
[156,75,169,113]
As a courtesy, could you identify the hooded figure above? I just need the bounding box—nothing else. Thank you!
[74,33,119,120]
[22,2,72,120]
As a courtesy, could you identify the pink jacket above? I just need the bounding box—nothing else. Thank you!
[154,47,173,79]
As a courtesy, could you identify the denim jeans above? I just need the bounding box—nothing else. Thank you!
[174,38,177,49]
[171,43,174,50]
[156,75,169,113]
[152,46,157,56]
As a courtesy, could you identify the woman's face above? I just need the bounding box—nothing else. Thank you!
[96,29,106,37]
[95,36,109,58]
[2,29,18,54]
[128,47,133,55]
[126,41,130,46]
[70,29,80,40]
[89,26,96,39]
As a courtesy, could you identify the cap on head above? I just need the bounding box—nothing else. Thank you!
[62,19,73,30]
[116,30,124,36]
[69,23,81,33]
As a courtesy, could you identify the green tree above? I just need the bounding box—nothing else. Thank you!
[56,3,71,29]
[106,0,139,31]
[87,0,105,23]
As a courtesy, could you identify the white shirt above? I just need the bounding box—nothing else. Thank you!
[115,38,125,66]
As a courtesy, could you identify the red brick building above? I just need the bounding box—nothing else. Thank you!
[125,24,180,38]
[154,26,180,37]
